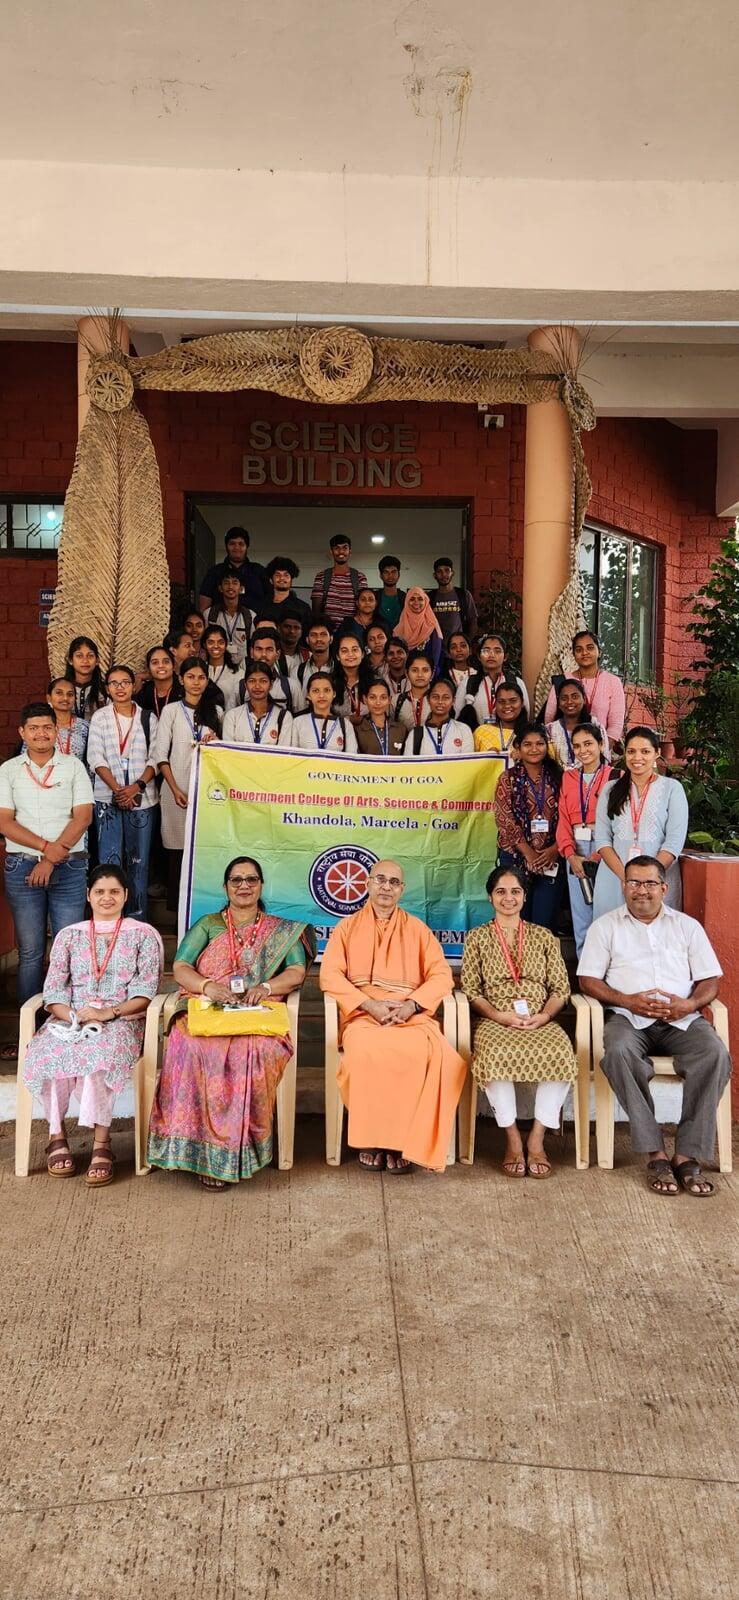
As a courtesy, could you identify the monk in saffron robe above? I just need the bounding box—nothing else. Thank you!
[320,859,467,1172]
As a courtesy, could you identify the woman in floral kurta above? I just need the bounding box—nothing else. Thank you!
[23,865,163,1184]
[460,864,575,1178]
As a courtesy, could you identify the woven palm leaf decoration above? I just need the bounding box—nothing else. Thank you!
[47,332,170,677]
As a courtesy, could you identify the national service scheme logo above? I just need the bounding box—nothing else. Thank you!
[207,782,227,804]
[308,846,378,916]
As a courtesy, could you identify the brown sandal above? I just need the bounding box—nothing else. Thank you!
[46,1137,76,1178]
[526,1151,553,1179]
[85,1142,114,1188]
[502,1154,526,1178]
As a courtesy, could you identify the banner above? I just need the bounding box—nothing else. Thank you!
[181,744,507,957]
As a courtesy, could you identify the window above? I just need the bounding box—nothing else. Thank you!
[0,499,64,555]
[579,522,657,681]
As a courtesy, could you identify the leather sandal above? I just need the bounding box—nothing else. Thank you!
[671,1157,715,1197]
[646,1158,678,1196]
[46,1137,76,1178]
[526,1151,553,1179]
[85,1142,114,1188]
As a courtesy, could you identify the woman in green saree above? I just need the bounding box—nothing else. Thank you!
[147,856,315,1188]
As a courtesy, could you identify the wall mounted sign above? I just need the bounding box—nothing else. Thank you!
[243,419,423,489]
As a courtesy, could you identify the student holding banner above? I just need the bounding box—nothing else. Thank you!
[290,672,357,751]
[403,679,474,756]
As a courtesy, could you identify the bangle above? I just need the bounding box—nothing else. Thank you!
[202,980,212,996]
[38,839,48,853]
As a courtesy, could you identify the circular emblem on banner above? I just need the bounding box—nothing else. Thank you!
[207,782,227,803]
[309,846,378,916]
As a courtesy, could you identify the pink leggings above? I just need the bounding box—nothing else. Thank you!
[40,1072,117,1136]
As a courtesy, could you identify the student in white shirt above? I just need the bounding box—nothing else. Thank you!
[0,701,93,1004]
[293,616,335,710]
[290,671,357,752]
[244,629,294,711]
[385,637,410,717]
[579,855,731,1197]
[201,572,254,666]
[447,631,474,697]
[222,663,294,747]
[458,633,529,723]
[404,679,474,756]
[87,665,158,921]
[277,610,308,684]
[202,624,244,711]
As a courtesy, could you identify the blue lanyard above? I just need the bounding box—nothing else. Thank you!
[311,713,336,749]
[559,719,575,763]
[179,703,201,742]
[426,722,450,756]
[248,706,274,744]
[495,719,515,750]
[370,720,388,754]
[524,771,548,814]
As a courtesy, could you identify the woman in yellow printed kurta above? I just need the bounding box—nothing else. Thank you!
[460,864,576,1178]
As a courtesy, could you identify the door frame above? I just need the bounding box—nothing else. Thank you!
[185,492,473,605]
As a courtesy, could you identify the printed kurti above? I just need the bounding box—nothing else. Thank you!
[593,775,689,916]
[320,903,466,1171]
[147,912,315,1182]
[494,766,561,874]
[23,919,163,1093]
[459,921,575,1086]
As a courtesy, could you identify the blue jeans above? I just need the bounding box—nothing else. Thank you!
[4,852,89,1006]
[498,850,565,934]
[95,802,156,921]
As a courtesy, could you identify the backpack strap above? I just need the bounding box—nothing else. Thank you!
[412,725,425,755]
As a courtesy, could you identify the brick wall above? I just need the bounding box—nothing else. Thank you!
[0,340,731,754]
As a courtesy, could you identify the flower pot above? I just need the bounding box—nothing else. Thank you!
[681,851,739,1118]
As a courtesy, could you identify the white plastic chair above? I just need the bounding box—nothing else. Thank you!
[135,988,303,1174]
[453,991,593,1169]
[15,992,156,1178]
[584,996,732,1173]
[323,993,462,1167]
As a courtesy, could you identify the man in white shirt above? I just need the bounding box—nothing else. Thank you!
[578,855,730,1197]
[0,701,94,1004]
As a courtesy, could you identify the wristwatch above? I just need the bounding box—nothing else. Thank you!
[137,778,147,792]
[263,982,272,996]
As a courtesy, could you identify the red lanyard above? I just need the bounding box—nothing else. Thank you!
[113,708,135,754]
[89,917,123,987]
[630,775,656,841]
[56,727,73,756]
[154,685,172,713]
[579,765,609,823]
[24,760,55,789]
[483,677,496,717]
[578,671,600,713]
[225,908,262,971]
[492,919,525,986]
[347,682,360,714]
[413,694,426,726]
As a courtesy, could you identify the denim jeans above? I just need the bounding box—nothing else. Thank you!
[4,852,89,1006]
[95,802,156,921]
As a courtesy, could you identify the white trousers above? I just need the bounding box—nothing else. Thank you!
[485,1080,569,1130]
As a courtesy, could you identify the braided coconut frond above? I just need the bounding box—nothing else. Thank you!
[47,403,170,677]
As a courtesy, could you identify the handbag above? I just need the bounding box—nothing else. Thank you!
[187,996,290,1037]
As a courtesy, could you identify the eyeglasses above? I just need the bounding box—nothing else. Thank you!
[371,875,403,889]
[229,874,261,887]
[625,880,663,890]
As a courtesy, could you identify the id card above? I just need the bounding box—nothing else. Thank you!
[531,816,548,834]
[541,863,559,878]
[627,844,641,860]
[574,825,592,842]
[513,998,530,1017]
[229,975,245,995]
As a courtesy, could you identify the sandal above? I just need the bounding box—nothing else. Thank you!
[646,1158,679,1196]
[671,1158,715,1198]
[358,1150,386,1171]
[200,1175,227,1191]
[526,1151,553,1179]
[386,1151,412,1175]
[502,1154,526,1178]
[46,1136,76,1178]
[85,1142,114,1188]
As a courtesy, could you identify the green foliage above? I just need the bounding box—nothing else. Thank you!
[680,532,739,851]
[475,572,523,668]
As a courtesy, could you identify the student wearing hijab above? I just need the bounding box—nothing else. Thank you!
[290,671,357,752]
[546,678,610,769]
[404,678,474,756]
[395,587,444,673]
[354,678,406,755]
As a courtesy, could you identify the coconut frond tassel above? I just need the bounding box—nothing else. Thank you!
[47,403,170,677]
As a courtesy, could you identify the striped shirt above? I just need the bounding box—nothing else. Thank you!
[87,705,158,806]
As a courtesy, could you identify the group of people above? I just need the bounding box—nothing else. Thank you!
[0,523,730,1196]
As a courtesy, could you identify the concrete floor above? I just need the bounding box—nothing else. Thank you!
[1,1117,737,1600]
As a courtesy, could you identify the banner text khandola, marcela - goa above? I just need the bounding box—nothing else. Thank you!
[180,744,507,957]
